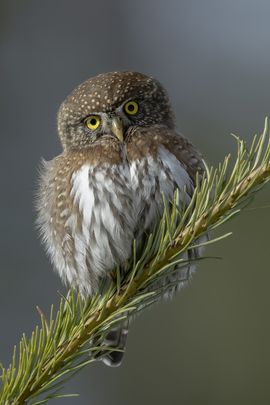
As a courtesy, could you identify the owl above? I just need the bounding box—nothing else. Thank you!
[37,71,205,366]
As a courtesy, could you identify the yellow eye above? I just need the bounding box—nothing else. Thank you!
[85,115,101,130]
[124,100,139,115]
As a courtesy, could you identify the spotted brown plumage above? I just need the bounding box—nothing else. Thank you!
[37,71,205,366]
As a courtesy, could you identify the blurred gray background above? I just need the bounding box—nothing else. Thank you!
[1,0,270,404]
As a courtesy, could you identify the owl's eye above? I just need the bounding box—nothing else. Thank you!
[124,101,139,116]
[85,115,101,130]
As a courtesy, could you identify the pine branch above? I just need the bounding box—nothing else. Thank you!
[1,119,270,404]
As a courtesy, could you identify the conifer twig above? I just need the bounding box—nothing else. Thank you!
[1,120,270,404]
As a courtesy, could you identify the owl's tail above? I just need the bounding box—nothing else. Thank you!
[99,320,129,367]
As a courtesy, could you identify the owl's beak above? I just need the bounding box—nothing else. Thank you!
[111,117,124,142]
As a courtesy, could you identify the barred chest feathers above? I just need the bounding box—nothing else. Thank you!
[39,146,193,297]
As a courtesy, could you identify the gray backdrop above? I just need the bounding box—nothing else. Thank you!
[1,1,270,404]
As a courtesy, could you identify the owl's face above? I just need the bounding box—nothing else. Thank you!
[57,71,175,150]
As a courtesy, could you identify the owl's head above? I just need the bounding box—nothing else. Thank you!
[57,71,175,150]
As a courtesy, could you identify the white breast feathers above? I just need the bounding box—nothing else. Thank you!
[48,146,193,296]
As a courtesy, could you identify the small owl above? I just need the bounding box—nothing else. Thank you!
[37,71,205,366]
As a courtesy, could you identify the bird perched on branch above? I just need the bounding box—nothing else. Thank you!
[37,71,205,366]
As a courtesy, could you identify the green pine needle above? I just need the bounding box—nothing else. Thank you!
[1,119,270,404]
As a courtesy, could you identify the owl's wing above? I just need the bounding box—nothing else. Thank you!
[127,124,205,186]
[158,127,205,184]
